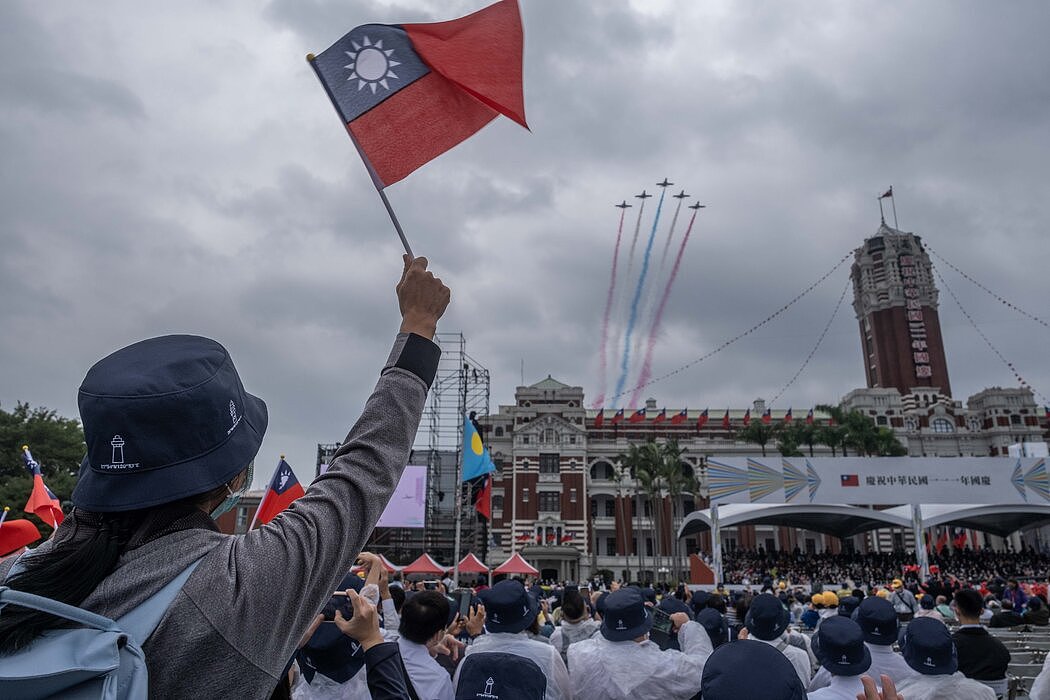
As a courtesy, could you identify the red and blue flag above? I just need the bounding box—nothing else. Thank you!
[253,457,306,527]
[21,446,64,527]
[840,474,859,487]
[696,409,709,429]
[309,0,527,188]
[670,408,688,425]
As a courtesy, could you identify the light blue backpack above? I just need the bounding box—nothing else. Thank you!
[0,559,201,699]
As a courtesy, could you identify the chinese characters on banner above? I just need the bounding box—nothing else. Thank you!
[900,254,933,379]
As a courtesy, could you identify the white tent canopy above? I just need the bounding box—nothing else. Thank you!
[882,504,1050,538]
[677,503,913,540]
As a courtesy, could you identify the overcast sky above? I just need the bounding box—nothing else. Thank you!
[2,1,1049,487]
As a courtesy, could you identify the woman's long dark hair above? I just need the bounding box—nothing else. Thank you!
[0,483,227,654]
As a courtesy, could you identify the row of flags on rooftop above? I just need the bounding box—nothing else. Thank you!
[593,407,821,428]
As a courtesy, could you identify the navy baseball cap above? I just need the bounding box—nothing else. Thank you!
[73,335,267,511]
[696,608,730,649]
[600,588,653,642]
[852,596,898,645]
[813,616,871,677]
[701,640,806,700]
[657,596,692,617]
[744,593,789,641]
[838,595,861,617]
[479,580,538,634]
[899,616,958,676]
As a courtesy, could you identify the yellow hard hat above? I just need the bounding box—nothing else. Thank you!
[892,578,903,589]
[811,592,824,605]
[822,591,839,607]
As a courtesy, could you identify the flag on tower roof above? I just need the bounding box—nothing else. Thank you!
[308,0,527,188]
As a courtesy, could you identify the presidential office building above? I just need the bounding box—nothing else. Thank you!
[478,223,1050,582]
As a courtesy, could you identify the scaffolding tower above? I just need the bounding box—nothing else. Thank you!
[423,333,491,568]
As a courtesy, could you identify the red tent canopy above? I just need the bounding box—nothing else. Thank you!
[493,552,539,576]
[457,552,489,574]
[379,554,402,573]
[402,552,448,575]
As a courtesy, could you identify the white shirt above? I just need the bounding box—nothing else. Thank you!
[809,643,918,692]
[896,672,997,700]
[1029,653,1050,700]
[567,621,712,700]
[454,631,573,700]
[756,635,812,687]
[398,637,455,700]
[807,674,865,699]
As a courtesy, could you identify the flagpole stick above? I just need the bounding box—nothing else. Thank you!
[306,54,414,258]
[890,190,899,230]
[878,196,885,225]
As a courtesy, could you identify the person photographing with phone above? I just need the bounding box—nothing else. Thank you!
[567,587,713,699]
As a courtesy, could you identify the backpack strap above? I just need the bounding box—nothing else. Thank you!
[0,586,123,633]
[116,557,204,644]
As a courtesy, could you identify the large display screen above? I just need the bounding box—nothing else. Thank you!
[376,464,427,528]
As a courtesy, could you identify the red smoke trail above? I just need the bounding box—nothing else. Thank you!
[593,207,627,408]
[629,208,700,406]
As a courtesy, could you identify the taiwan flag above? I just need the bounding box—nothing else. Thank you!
[594,409,605,428]
[805,408,814,425]
[783,408,793,423]
[309,0,527,188]
[611,408,625,425]
[628,408,647,423]
[840,474,859,487]
[722,410,731,429]
[743,409,751,427]
[761,408,772,425]
[653,408,667,424]
[253,457,306,527]
[21,446,63,528]
[474,476,491,521]
[696,409,709,429]
[670,408,688,425]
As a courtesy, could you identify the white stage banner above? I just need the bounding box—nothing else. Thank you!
[706,456,1047,505]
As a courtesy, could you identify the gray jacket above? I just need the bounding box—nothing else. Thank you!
[1,333,438,699]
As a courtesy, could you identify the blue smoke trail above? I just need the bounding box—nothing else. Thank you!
[613,187,667,406]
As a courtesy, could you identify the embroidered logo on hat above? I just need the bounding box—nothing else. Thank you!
[838,654,849,665]
[100,434,140,471]
[924,656,935,667]
[228,399,242,435]
[477,677,499,699]
[616,618,627,630]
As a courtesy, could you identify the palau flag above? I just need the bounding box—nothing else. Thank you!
[309,0,527,188]
[253,457,306,527]
[462,415,495,481]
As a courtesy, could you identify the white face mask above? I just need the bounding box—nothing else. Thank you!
[210,460,254,519]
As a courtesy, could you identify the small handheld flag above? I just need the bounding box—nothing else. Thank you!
[251,456,306,528]
[21,446,64,528]
[0,508,42,558]
[462,415,496,481]
[307,0,528,254]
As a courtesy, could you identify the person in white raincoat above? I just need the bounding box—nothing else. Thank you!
[893,617,996,700]
[567,587,712,700]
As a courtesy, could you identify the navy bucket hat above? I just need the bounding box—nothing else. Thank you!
[300,572,366,683]
[852,596,898,645]
[73,335,268,512]
[813,616,871,677]
[744,593,789,641]
[600,588,653,642]
[479,580,538,634]
[899,616,958,676]
[696,608,730,649]
[701,640,807,700]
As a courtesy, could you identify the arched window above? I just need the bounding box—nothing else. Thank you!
[494,426,504,437]
[492,495,504,511]
[590,460,614,480]
[931,418,954,434]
